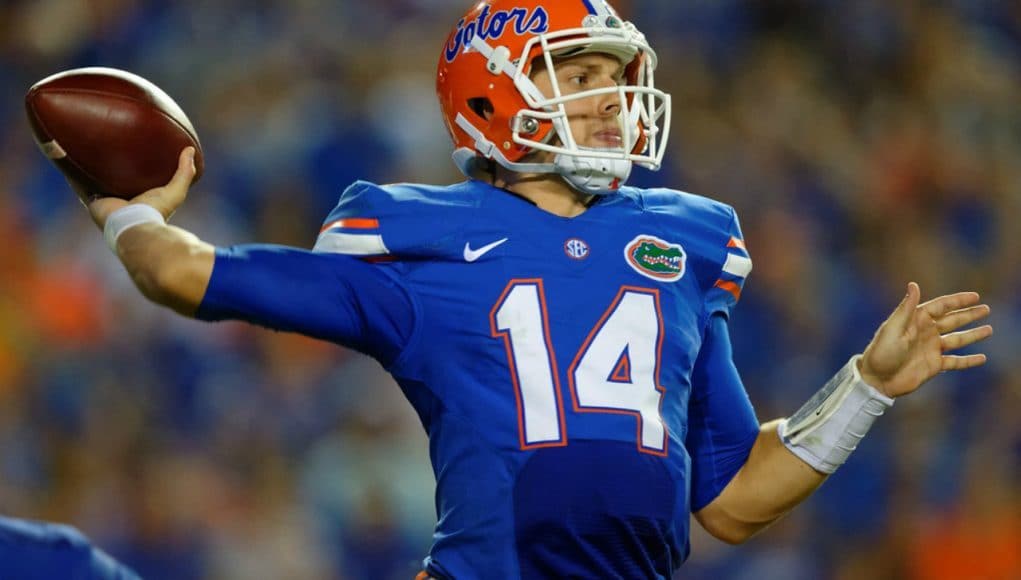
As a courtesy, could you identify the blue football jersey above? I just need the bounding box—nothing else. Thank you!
[198,179,760,578]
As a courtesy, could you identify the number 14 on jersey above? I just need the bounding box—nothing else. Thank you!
[490,279,668,455]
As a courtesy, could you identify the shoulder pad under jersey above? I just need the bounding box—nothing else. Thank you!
[629,187,752,319]
[313,181,481,261]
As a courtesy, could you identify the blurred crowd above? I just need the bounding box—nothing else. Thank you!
[0,0,1018,578]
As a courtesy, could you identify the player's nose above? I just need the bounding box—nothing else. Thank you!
[595,85,622,118]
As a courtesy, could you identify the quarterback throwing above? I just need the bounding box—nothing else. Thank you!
[81,0,991,578]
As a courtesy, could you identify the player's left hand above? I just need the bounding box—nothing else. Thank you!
[858,282,992,398]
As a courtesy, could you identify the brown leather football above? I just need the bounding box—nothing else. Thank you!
[25,67,203,200]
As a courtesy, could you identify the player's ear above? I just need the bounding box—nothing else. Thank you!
[467,98,495,122]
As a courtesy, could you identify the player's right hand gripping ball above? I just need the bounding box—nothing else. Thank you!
[25,67,204,200]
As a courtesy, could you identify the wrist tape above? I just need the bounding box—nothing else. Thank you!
[778,355,895,474]
[104,204,165,254]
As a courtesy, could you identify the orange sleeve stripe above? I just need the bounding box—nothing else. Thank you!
[727,237,746,250]
[714,279,742,301]
[319,218,380,233]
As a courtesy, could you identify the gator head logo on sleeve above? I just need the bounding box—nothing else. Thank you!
[624,235,687,282]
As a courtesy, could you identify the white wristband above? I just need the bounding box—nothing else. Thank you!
[778,355,895,474]
[103,204,166,254]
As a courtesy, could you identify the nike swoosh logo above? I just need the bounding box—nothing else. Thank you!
[464,238,508,262]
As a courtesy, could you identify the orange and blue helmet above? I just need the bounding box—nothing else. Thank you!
[436,0,672,195]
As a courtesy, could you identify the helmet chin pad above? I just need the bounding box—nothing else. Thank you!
[554,148,632,195]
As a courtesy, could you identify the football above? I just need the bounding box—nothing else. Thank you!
[25,67,204,200]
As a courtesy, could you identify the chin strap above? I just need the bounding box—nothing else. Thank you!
[454,115,555,175]
[454,115,630,196]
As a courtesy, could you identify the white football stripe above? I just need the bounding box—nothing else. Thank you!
[723,254,753,278]
[314,232,389,256]
[39,139,67,159]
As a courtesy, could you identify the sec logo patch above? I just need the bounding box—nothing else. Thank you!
[564,238,590,260]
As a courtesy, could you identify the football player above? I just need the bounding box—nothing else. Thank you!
[0,516,140,579]
[77,0,992,577]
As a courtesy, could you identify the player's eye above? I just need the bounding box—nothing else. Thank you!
[568,74,588,86]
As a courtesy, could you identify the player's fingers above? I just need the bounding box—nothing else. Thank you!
[892,282,921,332]
[170,147,197,188]
[137,148,195,219]
[941,325,993,351]
[935,305,991,333]
[941,353,987,371]
[920,291,981,319]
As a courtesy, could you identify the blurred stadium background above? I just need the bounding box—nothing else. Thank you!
[0,0,1018,578]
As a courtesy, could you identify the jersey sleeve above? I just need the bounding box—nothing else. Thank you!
[703,207,752,320]
[313,181,394,257]
[685,313,760,511]
[312,180,466,259]
[195,244,416,367]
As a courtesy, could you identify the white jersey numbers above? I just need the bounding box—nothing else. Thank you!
[490,280,568,448]
[569,288,667,454]
[491,280,668,455]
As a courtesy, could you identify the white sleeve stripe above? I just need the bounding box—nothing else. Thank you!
[723,254,753,278]
[313,232,389,256]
